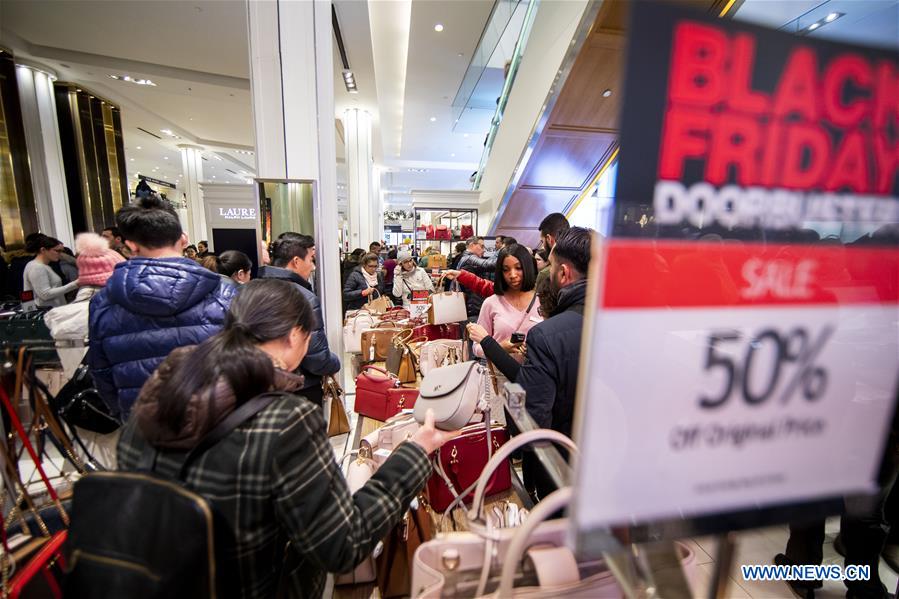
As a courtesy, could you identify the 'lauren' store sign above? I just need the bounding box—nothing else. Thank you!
[218,207,257,221]
[571,2,899,545]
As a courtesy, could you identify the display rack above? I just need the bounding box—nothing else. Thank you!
[412,207,477,253]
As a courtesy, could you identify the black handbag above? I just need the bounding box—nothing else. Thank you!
[51,361,120,434]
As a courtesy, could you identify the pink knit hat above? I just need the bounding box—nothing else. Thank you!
[76,233,124,286]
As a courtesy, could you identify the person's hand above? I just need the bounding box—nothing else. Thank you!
[466,323,489,343]
[411,409,460,454]
[74,278,83,287]
[361,287,374,297]
[442,269,461,280]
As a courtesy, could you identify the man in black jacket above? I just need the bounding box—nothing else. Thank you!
[516,226,592,500]
[456,236,497,318]
[258,233,340,407]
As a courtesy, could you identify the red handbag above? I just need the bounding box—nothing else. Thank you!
[379,308,411,322]
[435,225,451,240]
[428,423,510,512]
[385,388,419,419]
[460,224,474,239]
[8,530,67,599]
[412,323,462,341]
[354,366,401,421]
[426,225,436,240]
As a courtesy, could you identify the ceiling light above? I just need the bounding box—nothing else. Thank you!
[451,153,455,157]
[602,89,613,98]
[429,116,436,122]
[129,158,134,162]
[109,74,156,86]
[803,12,843,33]
[163,156,168,160]
[160,129,173,135]
[213,155,223,161]
[212,175,216,178]
[136,146,142,150]
[342,69,358,93]
[463,133,469,138]
[434,23,444,32]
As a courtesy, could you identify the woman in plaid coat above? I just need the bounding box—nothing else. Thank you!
[118,279,455,598]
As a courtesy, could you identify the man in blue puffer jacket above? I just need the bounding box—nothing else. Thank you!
[89,196,235,420]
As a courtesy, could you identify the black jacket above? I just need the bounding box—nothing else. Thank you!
[342,267,384,312]
[456,251,496,318]
[257,266,340,390]
[515,280,587,438]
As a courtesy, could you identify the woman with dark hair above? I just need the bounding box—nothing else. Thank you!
[22,234,79,311]
[533,247,549,271]
[116,279,455,598]
[466,243,541,363]
[342,252,384,311]
[183,244,198,260]
[216,250,252,285]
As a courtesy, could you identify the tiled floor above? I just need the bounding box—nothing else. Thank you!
[684,520,898,598]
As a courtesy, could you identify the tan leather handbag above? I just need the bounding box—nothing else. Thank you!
[361,324,404,363]
[386,330,426,384]
[366,288,394,314]
[324,376,350,437]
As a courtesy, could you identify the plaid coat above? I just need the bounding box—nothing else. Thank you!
[118,384,431,598]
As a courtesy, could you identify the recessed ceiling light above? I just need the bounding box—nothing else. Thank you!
[825,12,841,22]
[450,153,455,157]
[457,53,464,57]
[129,158,134,162]
[602,89,613,98]
[463,133,469,138]
[109,74,156,86]
[429,116,436,122]
[808,22,820,30]
[212,175,216,178]
[161,129,173,135]
[136,146,142,150]
[163,156,168,160]
[434,23,444,32]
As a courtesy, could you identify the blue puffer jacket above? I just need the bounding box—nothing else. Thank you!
[88,257,236,419]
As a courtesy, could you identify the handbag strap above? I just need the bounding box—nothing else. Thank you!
[498,487,574,597]
[512,292,539,334]
[468,429,577,523]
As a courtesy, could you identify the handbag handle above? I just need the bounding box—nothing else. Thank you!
[435,273,460,292]
[360,364,395,380]
[393,328,414,345]
[468,429,577,522]
[497,487,574,597]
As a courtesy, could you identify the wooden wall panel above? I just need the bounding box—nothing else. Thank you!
[501,188,576,228]
[549,34,623,132]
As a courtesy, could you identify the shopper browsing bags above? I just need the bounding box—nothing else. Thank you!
[96,279,459,599]
[21,234,79,311]
[393,251,435,308]
[343,252,385,311]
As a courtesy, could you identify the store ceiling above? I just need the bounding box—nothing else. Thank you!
[0,0,498,204]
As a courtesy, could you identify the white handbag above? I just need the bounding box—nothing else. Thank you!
[343,311,377,354]
[418,339,464,375]
[429,278,467,325]
[414,361,486,431]
[335,448,378,585]
[361,413,421,466]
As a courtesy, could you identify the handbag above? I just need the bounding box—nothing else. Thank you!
[361,324,404,363]
[428,277,467,325]
[386,330,425,384]
[366,288,393,314]
[343,311,377,354]
[324,376,350,437]
[427,422,510,513]
[379,308,411,323]
[8,530,67,599]
[414,361,486,431]
[354,365,401,421]
[419,339,464,376]
[412,323,462,341]
[50,360,120,434]
[426,225,436,240]
[460,224,474,239]
[435,225,451,240]
[427,254,447,269]
[360,413,421,466]
[377,497,433,598]
[335,448,378,586]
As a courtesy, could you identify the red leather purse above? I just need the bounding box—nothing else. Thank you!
[427,423,510,512]
[412,323,462,341]
[354,366,400,421]
[435,225,451,240]
[426,225,436,240]
[385,388,419,419]
[460,224,474,239]
[379,308,411,322]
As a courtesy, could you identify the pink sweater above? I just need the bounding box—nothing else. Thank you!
[473,293,542,358]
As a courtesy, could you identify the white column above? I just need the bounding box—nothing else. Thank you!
[343,108,376,250]
[15,64,74,247]
[178,144,207,244]
[247,0,342,351]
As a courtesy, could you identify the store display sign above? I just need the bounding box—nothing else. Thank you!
[571,2,899,540]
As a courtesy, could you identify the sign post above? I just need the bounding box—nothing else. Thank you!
[571,2,899,554]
